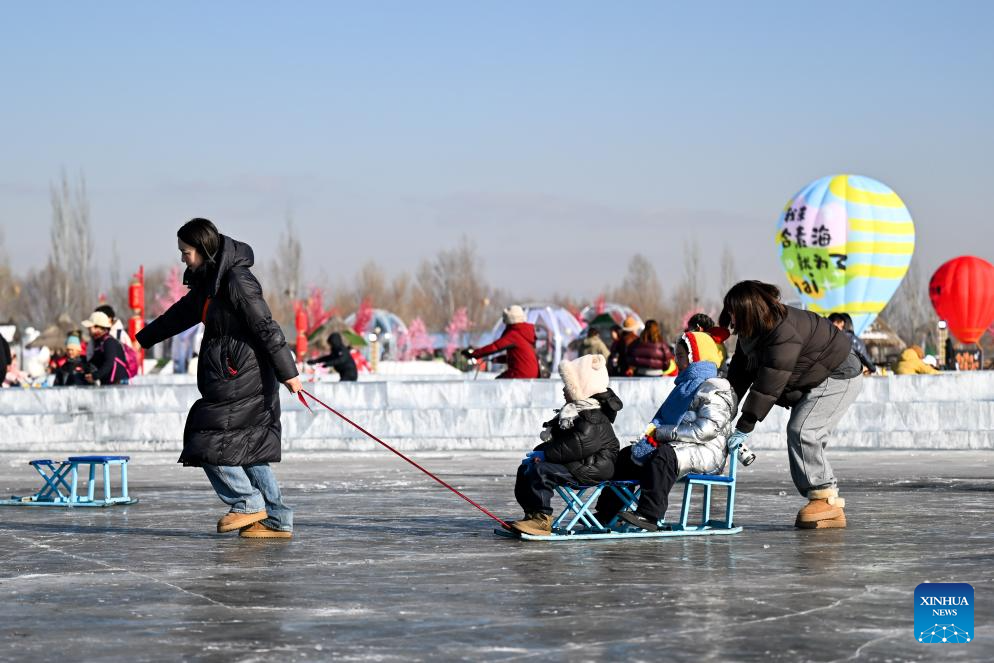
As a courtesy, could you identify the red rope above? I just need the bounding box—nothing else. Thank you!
[298,389,511,529]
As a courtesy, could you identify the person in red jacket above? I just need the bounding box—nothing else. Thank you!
[463,305,540,379]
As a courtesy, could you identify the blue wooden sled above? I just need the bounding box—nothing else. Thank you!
[0,456,138,507]
[496,446,743,541]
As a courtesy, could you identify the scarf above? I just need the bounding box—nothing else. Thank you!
[555,398,601,430]
[650,361,717,426]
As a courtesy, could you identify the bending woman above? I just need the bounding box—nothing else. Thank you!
[137,218,301,539]
[721,281,862,529]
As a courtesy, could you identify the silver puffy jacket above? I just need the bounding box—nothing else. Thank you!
[653,377,738,476]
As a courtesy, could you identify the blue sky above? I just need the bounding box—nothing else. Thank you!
[1,1,992,300]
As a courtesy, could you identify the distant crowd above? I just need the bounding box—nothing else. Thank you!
[0,301,967,390]
[1,305,140,388]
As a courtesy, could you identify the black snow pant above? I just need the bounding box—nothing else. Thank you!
[514,461,575,516]
[595,444,679,521]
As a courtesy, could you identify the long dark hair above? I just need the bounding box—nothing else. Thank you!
[719,280,786,337]
[640,319,663,344]
[177,218,221,265]
[827,312,854,333]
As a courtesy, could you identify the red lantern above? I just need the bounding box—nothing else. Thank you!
[292,301,308,361]
[128,315,144,341]
[294,303,308,336]
[296,331,308,361]
[128,279,144,311]
[929,256,994,344]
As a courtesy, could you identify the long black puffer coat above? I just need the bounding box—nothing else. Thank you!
[534,389,623,485]
[137,235,297,466]
[728,306,851,433]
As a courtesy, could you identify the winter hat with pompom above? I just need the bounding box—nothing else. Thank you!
[559,354,610,401]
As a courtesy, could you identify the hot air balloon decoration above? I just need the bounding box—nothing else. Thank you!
[777,174,915,335]
[929,257,994,357]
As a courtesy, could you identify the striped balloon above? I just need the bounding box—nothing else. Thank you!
[777,174,915,335]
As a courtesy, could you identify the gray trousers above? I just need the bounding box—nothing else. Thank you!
[786,374,863,496]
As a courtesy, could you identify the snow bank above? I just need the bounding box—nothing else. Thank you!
[2,373,993,453]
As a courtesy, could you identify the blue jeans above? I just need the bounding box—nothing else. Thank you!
[202,464,293,532]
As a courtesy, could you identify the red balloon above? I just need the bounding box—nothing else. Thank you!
[929,256,994,344]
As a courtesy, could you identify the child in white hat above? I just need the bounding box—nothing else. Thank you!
[509,354,623,536]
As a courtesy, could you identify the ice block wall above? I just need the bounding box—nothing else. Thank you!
[2,374,993,453]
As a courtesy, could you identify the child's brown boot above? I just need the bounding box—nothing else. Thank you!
[510,512,553,536]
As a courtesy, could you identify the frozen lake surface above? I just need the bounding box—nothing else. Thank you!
[1,450,991,661]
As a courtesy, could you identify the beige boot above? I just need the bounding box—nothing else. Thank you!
[239,522,293,539]
[510,512,553,536]
[217,510,267,533]
[795,487,846,528]
[796,512,847,529]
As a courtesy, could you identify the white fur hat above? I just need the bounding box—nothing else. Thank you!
[502,305,526,325]
[559,354,609,401]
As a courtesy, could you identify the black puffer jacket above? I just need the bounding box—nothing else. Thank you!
[137,235,297,466]
[90,334,129,384]
[309,332,357,381]
[728,306,851,433]
[535,389,623,485]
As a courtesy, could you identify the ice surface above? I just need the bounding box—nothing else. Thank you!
[0,451,991,661]
[2,374,993,453]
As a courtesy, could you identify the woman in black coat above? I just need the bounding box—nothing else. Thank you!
[137,218,301,539]
[721,281,862,530]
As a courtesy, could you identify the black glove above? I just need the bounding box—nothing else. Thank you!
[461,348,475,358]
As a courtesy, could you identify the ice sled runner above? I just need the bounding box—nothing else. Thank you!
[495,453,743,542]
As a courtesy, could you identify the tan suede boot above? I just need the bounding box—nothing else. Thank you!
[795,487,846,528]
[510,512,553,536]
[796,512,847,529]
[217,510,267,533]
[239,522,292,539]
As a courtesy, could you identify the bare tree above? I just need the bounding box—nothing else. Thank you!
[18,262,65,328]
[0,228,23,322]
[389,273,413,321]
[719,244,738,298]
[269,214,302,324]
[672,238,707,322]
[48,170,96,322]
[105,240,130,318]
[609,254,667,323]
[879,255,936,346]
[414,237,491,329]
[353,260,389,308]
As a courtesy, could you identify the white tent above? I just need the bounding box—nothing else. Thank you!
[486,303,584,375]
[344,309,409,360]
